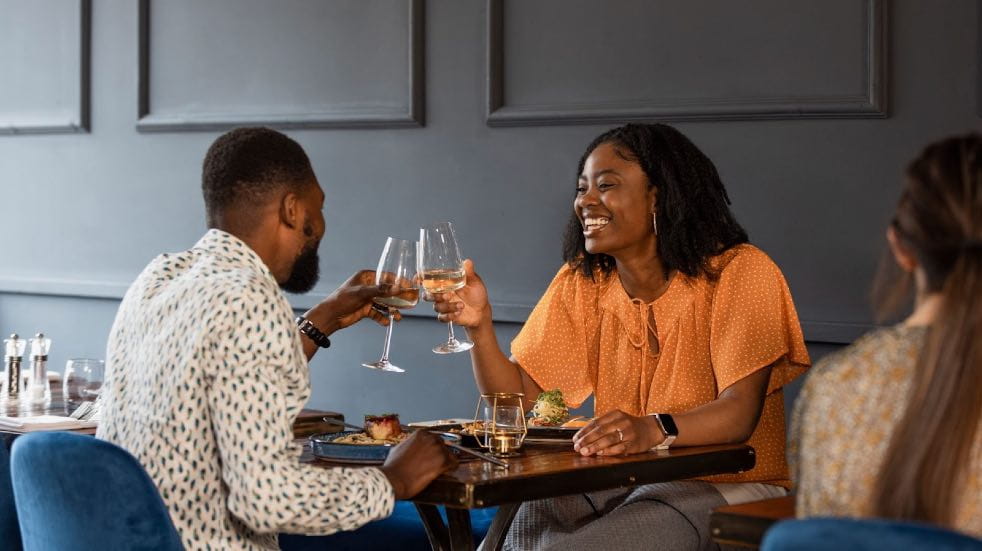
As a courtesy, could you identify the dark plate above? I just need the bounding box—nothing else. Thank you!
[309,431,461,464]
[526,426,579,441]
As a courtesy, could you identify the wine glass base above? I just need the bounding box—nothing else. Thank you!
[433,339,474,354]
[361,361,405,373]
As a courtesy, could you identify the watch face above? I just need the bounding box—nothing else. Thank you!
[659,414,679,437]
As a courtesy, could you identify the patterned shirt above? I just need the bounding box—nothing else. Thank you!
[512,244,811,487]
[790,325,982,537]
[98,230,394,550]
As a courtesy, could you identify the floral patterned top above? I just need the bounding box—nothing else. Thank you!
[98,230,393,550]
[790,324,982,538]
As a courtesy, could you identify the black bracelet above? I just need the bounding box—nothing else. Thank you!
[296,316,331,348]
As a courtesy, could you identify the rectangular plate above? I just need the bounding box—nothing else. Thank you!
[526,426,579,441]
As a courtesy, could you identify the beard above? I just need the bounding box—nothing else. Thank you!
[280,220,321,294]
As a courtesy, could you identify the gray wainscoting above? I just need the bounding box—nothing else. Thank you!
[0,0,90,134]
[136,0,424,131]
[1,0,979,421]
[487,0,887,126]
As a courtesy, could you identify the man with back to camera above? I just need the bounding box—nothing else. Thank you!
[97,127,456,550]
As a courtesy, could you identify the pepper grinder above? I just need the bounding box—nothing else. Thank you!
[2,334,26,403]
[27,333,51,405]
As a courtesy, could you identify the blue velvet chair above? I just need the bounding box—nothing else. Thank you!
[0,438,22,551]
[11,432,183,551]
[280,501,498,550]
[762,518,982,551]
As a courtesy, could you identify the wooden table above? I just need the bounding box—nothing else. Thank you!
[304,440,756,551]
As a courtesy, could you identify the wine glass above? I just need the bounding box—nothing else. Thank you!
[79,359,104,399]
[362,237,419,373]
[419,222,474,354]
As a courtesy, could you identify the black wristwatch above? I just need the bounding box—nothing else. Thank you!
[296,316,331,348]
[649,413,678,450]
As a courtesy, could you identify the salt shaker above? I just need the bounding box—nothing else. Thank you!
[2,334,26,401]
[27,333,51,404]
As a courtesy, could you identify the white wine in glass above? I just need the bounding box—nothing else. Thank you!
[419,222,474,354]
[421,268,465,294]
[362,237,418,373]
[373,288,421,310]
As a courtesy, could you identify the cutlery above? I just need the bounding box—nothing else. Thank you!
[443,441,510,468]
[69,400,100,422]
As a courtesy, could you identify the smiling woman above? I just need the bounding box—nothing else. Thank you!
[564,124,750,284]
[429,123,810,551]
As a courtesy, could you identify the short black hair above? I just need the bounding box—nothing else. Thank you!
[201,127,315,228]
[562,123,749,280]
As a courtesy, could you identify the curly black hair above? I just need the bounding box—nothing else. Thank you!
[562,123,748,280]
[201,127,315,229]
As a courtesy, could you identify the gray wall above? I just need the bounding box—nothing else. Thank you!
[0,0,979,422]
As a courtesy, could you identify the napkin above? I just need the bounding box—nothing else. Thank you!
[0,415,98,432]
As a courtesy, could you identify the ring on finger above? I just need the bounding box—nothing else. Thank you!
[615,428,624,443]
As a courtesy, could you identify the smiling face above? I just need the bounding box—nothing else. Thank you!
[575,142,658,258]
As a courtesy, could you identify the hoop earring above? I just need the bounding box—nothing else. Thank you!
[652,212,658,235]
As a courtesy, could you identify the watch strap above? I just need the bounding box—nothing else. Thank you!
[296,316,331,349]
[649,413,678,450]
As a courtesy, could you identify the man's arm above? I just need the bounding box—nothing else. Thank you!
[208,366,395,535]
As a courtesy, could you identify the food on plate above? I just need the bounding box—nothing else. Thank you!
[560,417,590,428]
[364,413,402,440]
[333,432,409,446]
[458,421,488,435]
[332,413,409,445]
[528,389,569,427]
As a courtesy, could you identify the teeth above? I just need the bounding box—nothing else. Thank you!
[584,216,610,230]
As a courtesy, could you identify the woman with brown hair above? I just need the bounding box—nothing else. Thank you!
[790,133,982,537]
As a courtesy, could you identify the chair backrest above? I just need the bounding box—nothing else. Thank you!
[0,438,22,551]
[762,518,982,551]
[11,432,183,551]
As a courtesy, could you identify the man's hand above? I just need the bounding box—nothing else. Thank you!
[305,270,403,335]
[380,431,458,499]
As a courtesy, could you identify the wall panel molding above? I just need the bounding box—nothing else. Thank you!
[0,0,90,134]
[486,0,888,127]
[0,276,872,343]
[136,0,425,132]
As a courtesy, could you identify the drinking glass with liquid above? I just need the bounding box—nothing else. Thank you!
[475,393,527,456]
[419,222,474,354]
[362,237,419,373]
[63,358,104,402]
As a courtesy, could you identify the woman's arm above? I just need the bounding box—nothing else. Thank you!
[432,260,544,405]
[573,364,773,456]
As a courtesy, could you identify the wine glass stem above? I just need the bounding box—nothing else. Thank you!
[446,322,457,344]
[379,312,396,363]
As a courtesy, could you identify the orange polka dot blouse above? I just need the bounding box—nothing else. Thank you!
[512,244,810,487]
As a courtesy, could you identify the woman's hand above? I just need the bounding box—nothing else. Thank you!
[428,259,491,329]
[572,409,662,456]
